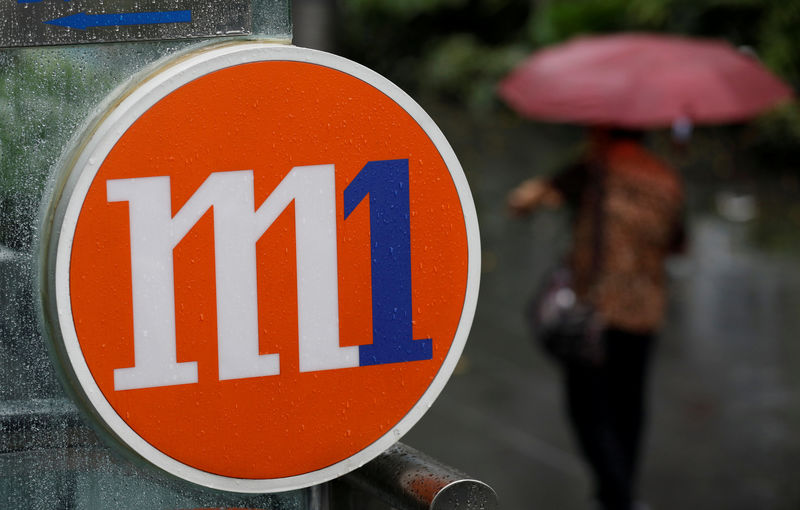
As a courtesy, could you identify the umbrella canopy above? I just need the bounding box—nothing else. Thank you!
[498,33,794,128]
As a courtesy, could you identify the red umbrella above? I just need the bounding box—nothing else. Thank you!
[498,33,794,128]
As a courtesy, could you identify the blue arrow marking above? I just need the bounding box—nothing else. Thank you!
[45,10,191,30]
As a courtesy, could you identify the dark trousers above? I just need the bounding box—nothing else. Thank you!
[563,329,654,510]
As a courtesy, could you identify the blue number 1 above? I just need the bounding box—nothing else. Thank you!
[344,159,433,365]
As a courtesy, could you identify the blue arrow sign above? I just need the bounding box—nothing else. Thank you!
[45,10,192,31]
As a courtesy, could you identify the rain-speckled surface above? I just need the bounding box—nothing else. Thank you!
[1,2,299,507]
[0,1,253,48]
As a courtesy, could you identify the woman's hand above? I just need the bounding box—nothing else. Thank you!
[507,178,563,216]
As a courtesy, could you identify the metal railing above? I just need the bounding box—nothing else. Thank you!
[337,443,498,510]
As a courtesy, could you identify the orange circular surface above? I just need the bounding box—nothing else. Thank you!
[68,60,469,479]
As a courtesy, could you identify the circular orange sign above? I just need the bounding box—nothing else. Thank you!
[43,43,480,492]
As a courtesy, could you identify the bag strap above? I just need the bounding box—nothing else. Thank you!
[587,159,607,285]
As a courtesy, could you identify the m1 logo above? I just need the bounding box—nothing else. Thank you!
[43,43,480,493]
[109,159,431,390]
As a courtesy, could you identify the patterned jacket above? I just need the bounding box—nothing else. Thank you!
[553,140,684,333]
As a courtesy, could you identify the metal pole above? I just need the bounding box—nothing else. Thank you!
[341,442,499,510]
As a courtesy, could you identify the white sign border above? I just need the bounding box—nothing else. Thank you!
[48,42,481,493]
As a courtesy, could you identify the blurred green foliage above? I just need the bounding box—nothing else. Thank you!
[346,0,469,18]
[337,0,799,107]
[337,0,531,110]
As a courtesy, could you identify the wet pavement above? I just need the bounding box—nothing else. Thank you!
[403,106,800,510]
